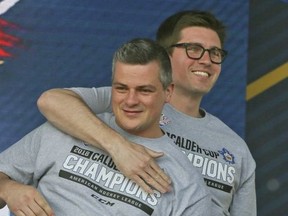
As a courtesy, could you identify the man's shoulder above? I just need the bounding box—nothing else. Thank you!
[206,112,244,140]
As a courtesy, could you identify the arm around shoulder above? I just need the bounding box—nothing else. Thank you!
[37,88,85,128]
[37,88,172,194]
[37,88,112,149]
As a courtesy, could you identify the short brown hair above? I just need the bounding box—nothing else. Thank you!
[156,10,226,53]
[112,38,172,89]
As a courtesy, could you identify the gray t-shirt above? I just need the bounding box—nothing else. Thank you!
[0,113,210,215]
[70,86,256,216]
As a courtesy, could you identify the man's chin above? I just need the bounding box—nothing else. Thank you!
[118,122,141,132]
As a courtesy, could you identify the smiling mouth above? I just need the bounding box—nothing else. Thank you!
[192,71,209,77]
[123,109,142,115]
[125,110,140,113]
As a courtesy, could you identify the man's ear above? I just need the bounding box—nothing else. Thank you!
[165,83,174,102]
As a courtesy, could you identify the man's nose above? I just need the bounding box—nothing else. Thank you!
[125,90,139,105]
[198,50,212,64]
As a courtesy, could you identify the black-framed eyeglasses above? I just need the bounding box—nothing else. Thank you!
[168,43,228,64]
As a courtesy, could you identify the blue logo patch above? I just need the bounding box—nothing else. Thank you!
[218,148,235,164]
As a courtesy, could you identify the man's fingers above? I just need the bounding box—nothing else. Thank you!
[138,149,172,193]
[150,162,171,184]
[14,210,26,216]
[133,175,154,194]
[146,148,164,158]
[15,206,36,216]
[145,174,169,194]
[111,143,172,194]
[34,197,54,216]
[132,165,171,194]
[143,167,171,193]
[146,148,172,184]
[13,198,53,216]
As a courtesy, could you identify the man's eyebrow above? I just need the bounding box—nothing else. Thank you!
[112,82,126,86]
[112,82,156,90]
[137,85,157,90]
[188,42,222,50]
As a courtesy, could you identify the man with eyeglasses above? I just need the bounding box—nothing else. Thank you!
[37,10,256,215]
[168,43,227,64]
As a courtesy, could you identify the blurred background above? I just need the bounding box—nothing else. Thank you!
[0,0,287,215]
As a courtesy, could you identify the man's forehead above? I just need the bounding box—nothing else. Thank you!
[180,26,221,47]
[113,81,158,89]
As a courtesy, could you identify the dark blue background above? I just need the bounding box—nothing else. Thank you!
[0,0,248,152]
[2,0,288,215]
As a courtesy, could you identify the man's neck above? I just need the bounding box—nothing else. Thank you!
[169,91,203,118]
[127,128,164,139]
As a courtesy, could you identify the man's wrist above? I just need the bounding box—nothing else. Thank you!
[102,130,128,156]
[0,174,11,203]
